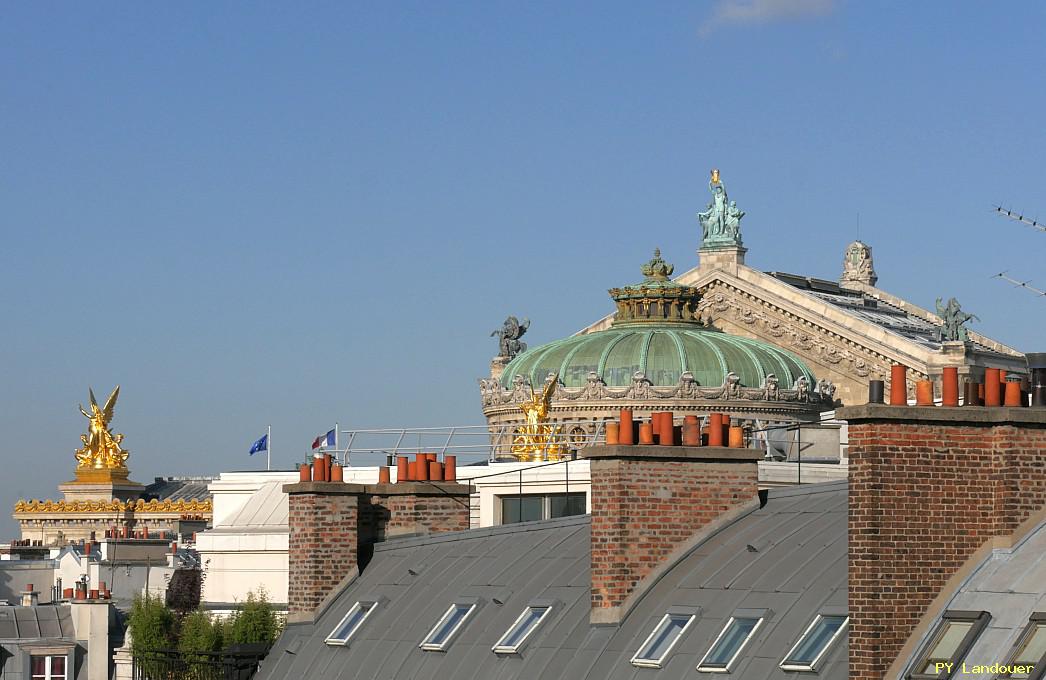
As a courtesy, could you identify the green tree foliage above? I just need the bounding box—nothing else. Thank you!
[225,588,283,647]
[178,609,224,656]
[128,593,175,653]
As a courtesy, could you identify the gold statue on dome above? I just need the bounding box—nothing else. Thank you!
[511,374,567,462]
[75,386,129,470]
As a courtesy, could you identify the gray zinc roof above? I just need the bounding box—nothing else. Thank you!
[257,481,848,680]
[897,518,1046,679]
[0,605,76,642]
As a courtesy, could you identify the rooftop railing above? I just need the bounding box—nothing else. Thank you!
[327,423,608,467]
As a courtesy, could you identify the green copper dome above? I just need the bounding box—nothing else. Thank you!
[500,326,815,390]
[499,249,816,391]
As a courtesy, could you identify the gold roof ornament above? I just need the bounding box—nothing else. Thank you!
[74,386,131,481]
[511,373,567,462]
[13,497,213,515]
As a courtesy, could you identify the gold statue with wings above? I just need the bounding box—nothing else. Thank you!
[75,386,130,470]
[511,374,567,462]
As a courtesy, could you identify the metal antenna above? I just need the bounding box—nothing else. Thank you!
[992,271,1046,297]
[995,205,1046,233]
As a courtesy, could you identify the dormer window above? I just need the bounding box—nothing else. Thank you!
[631,611,697,668]
[908,611,991,679]
[780,615,848,671]
[697,614,765,673]
[324,601,377,646]
[420,602,477,652]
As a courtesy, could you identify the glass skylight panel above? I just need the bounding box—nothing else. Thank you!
[780,615,848,671]
[324,602,376,646]
[1004,619,1046,679]
[630,613,696,668]
[909,611,990,679]
[492,606,552,654]
[421,603,476,651]
[697,617,763,672]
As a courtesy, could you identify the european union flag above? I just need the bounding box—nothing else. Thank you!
[249,434,268,455]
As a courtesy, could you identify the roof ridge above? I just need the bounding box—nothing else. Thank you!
[372,514,590,553]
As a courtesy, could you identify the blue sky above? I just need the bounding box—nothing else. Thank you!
[1,1,1044,537]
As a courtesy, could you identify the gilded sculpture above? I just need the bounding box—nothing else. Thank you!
[75,386,130,470]
[511,372,567,461]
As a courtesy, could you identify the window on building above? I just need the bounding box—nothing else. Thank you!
[780,615,849,671]
[908,611,991,679]
[492,606,553,654]
[325,601,377,646]
[631,613,696,668]
[1001,614,1046,679]
[500,493,586,524]
[420,603,477,651]
[31,655,67,680]
[697,616,764,672]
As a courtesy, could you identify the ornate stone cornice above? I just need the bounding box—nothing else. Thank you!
[13,498,213,515]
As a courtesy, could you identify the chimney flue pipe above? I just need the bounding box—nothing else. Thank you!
[1027,353,1046,408]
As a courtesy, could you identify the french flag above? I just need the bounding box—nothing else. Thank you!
[312,428,336,450]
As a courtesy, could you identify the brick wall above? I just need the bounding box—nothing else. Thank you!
[583,445,760,617]
[368,483,471,540]
[285,483,363,619]
[841,405,1046,680]
[284,481,472,620]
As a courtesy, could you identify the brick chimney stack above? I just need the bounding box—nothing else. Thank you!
[581,444,761,624]
[839,404,1046,680]
[284,480,472,622]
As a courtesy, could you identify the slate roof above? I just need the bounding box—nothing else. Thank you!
[0,605,76,642]
[258,481,848,680]
[898,519,1046,679]
[143,476,215,502]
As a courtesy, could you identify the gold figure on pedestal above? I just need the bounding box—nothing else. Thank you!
[75,386,129,471]
[511,374,567,462]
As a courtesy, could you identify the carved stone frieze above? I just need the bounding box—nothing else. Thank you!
[479,366,834,411]
[693,281,928,390]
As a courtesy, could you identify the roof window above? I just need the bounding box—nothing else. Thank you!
[780,615,848,671]
[324,601,377,646]
[420,602,477,651]
[492,605,553,654]
[1000,613,1046,679]
[697,614,765,672]
[908,611,991,679]
[630,612,697,668]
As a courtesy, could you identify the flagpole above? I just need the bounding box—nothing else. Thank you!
[267,424,271,471]
[335,422,340,464]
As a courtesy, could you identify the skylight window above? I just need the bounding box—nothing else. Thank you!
[631,613,696,668]
[492,606,553,654]
[697,616,764,672]
[420,603,477,651]
[780,615,848,671]
[1001,614,1046,679]
[324,601,377,646]
[908,611,990,679]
